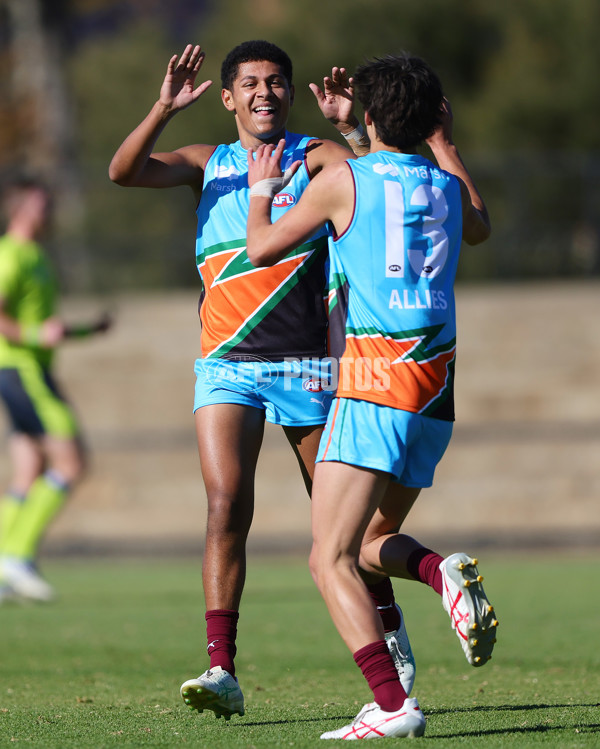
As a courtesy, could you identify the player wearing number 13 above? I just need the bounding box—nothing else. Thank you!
[329,151,462,419]
[247,53,491,739]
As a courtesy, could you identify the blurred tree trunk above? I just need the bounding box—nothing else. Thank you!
[2,0,91,290]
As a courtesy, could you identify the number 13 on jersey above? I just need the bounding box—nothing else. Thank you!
[384,180,450,280]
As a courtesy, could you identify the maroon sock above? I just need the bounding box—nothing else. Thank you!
[366,578,401,633]
[406,548,444,596]
[205,609,239,677]
[353,640,407,712]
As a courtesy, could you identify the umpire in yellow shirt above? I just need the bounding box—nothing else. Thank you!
[0,177,110,602]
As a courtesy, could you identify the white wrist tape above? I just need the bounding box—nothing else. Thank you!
[341,124,368,146]
[249,166,295,198]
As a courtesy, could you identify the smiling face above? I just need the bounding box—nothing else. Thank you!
[221,60,294,148]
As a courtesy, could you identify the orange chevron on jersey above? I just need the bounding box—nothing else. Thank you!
[199,247,239,287]
[335,328,455,416]
[195,134,329,361]
[198,241,322,358]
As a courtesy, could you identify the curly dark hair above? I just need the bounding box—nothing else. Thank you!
[352,54,444,150]
[221,40,293,90]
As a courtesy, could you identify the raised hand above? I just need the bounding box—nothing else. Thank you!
[426,98,455,151]
[309,67,355,128]
[159,44,213,113]
[247,139,301,197]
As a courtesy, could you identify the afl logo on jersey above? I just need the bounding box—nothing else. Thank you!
[303,378,325,393]
[272,193,295,207]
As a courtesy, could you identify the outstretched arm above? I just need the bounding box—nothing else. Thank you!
[310,67,370,157]
[108,44,214,189]
[64,311,113,339]
[426,99,490,245]
[0,303,111,348]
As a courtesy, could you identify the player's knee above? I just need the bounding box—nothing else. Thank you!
[309,542,344,593]
[206,489,253,535]
[44,436,87,485]
[48,455,85,486]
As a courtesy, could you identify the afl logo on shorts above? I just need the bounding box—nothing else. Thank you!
[303,378,325,393]
[272,193,295,207]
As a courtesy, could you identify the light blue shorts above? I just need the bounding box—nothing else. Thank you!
[317,397,453,487]
[194,357,333,426]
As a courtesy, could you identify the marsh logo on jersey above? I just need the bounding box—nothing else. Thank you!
[272,193,295,207]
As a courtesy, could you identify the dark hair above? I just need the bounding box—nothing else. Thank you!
[221,40,293,90]
[352,54,444,150]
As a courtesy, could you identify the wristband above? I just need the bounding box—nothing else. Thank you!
[249,166,296,199]
[20,323,41,347]
[341,124,369,149]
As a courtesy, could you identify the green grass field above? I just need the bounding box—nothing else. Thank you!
[0,554,598,747]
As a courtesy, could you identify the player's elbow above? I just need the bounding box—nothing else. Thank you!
[108,159,134,186]
[464,226,491,246]
[108,166,126,186]
[246,244,277,267]
[463,211,491,246]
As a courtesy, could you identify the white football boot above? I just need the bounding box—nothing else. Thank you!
[384,604,416,695]
[1,558,55,602]
[180,666,244,720]
[440,552,498,666]
[320,698,426,740]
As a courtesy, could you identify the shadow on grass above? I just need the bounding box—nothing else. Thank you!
[426,703,599,739]
[428,702,600,714]
[431,724,600,740]
[235,715,351,729]
[234,703,600,737]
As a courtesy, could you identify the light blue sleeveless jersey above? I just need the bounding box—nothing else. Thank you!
[196,131,329,360]
[328,152,463,420]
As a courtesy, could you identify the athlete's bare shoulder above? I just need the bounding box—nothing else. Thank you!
[304,137,354,178]
[166,143,217,171]
[317,158,354,184]
[140,143,217,197]
[304,158,354,237]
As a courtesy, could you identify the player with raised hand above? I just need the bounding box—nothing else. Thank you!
[246,53,496,739]
[161,44,214,111]
[110,39,418,721]
[109,44,214,193]
[309,66,370,156]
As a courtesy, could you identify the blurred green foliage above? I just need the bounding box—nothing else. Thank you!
[13,0,600,288]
